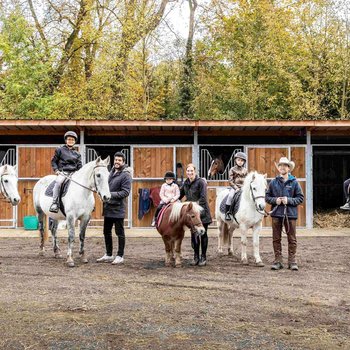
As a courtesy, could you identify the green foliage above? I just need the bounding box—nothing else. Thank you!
[0,0,349,120]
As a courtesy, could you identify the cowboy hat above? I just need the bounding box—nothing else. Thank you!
[276,157,295,172]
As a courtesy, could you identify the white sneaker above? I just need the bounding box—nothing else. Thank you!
[111,256,124,265]
[96,254,114,263]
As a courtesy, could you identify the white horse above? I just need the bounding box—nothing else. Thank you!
[215,171,267,267]
[33,157,111,267]
[0,164,21,206]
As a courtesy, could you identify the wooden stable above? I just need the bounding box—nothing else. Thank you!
[2,119,350,229]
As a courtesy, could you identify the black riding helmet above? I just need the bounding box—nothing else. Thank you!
[234,151,247,162]
[64,131,78,142]
[164,171,176,180]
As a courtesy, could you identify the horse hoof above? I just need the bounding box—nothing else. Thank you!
[82,258,88,264]
[256,261,265,267]
[165,261,171,267]
[175,262,182,268]
[67,261,75,267]
[241,260,249,265]
[38,250,45,256]
[228,250,234,256]
[55,253,63,259]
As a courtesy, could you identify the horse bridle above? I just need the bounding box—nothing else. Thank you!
[0,172,15,202]
[249,181,269,216]
[58,165,107,196]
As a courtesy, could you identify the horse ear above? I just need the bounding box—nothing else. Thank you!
[103,156,110,166]
[187,202,193,210]
[3,165,7,172]
[13,165,17,172]
[263,173,267,179]
[95,156,101,164]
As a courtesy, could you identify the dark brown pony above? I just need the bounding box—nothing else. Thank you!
[156,201,205,267]
[208,156,225,178]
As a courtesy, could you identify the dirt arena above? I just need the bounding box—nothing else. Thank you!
[0,233,349,350]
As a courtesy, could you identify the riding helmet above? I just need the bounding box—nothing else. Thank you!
[234,151,247,161]
[164,171,176,179]
[64,131,78,141]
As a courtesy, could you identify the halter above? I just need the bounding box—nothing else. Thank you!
[249,180,269,216]
[58,164,107,196]
[0,171,16,202]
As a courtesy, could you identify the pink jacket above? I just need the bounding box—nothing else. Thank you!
[160,182,180,204]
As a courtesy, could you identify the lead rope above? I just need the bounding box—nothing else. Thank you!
[281,204,290,235]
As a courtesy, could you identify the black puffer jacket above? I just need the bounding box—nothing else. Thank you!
[51,145,82,172]
[103,165,132,218]
[179,176,212,225]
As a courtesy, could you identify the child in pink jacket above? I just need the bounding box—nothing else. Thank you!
[151,171,180,226]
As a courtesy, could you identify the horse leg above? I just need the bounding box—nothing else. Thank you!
[217,218,224,255]
[66,215,76,267]
[162,237,172,267]
[37,210,46,256]
[228,225,235,256]
[79,215,90,264]
[174,238,183,267]
[252,224,264,267]
[240,225,249,265]
[50,219,62,259]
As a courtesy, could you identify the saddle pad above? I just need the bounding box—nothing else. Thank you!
[220,190,242,217]
[156,203,171,230]
[45,179,71,198]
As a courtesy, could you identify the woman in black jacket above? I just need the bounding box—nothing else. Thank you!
[179,163,212,266]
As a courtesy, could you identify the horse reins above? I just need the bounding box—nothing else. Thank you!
[0,172,14,202]
[249,181,271,217]
[57,165,107,194]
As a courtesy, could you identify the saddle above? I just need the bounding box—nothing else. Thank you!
[45,177,71,216]
[220,190,242,220]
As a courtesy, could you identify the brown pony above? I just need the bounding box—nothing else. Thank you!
[208,156,225,178]
[156,201,205,267]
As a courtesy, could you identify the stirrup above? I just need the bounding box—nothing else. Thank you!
[49,203,59,213]
[225,212,232,221]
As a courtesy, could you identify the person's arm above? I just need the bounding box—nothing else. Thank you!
[288,182,304,206]
[159,184,168,203]
[198,178,208,208]
[51,148,60,173]
[266,181,278,205]
[172,184,180,202]
[179,184,186,201]
[110,174,131,199]
[76,153,82,170]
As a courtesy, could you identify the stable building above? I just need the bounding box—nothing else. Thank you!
[1,119,349,229]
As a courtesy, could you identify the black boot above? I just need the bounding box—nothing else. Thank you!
[198,255,207,266]
[225,204,232,221]
[190,254,200,266]
[49,198,60,213]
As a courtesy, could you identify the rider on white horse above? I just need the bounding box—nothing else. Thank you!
[225,151,248,221]
[49,131,82,213]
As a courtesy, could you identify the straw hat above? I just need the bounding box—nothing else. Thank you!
[276,157,295,172]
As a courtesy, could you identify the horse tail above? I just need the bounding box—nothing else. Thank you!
[222,220,229,246]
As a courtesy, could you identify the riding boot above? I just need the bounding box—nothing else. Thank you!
[198,229,208,266]
[49,182,62,213]
[190,233,200,266]
[225,205,232,221]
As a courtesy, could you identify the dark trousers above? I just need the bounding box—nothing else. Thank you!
[191,223,209,259]
[103,217,125,257]
[344,178,350,199]
[272,217,297,264]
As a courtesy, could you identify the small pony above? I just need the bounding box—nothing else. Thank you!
[156,201,205,267]
[216,171,268,266]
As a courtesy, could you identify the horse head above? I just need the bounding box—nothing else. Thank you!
[0,164,21,206]
[184,202,205,236]
[93,156,111,203]
[246,171,267,213]
[208,156,225,178]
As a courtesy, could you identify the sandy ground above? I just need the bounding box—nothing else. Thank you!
[0,230,349,350]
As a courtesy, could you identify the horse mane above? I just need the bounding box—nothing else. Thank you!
[169,201,202,223]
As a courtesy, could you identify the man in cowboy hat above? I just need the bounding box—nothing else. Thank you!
[266,157,304,271]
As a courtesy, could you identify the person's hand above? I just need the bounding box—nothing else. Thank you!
[170,198,176,203]
[55,170,60,175]
[282,196,288,205]
[276,197,282,205]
